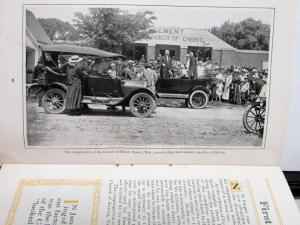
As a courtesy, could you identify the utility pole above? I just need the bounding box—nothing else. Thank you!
[220,49,223,66]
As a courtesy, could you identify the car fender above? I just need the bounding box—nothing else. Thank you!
[190,85,211,96]
[26,83,41,94]
[122,88,158,106]
[48,82,68,92]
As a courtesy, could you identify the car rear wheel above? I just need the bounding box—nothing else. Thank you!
[129,93,155,117]
[189,90,208,109]
[42,88,66,114]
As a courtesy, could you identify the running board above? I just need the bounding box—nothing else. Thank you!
[81,96,124,105]
[157,93,189,99]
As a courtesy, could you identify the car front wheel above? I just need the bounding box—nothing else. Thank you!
[129,93,156,117]
[189,90,208,109]
[42,88,66,114]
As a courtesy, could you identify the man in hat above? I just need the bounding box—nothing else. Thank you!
[240,78,250,105]
[33,57,59,106]
[187,51,198,79]
[122,60,135,80]
[160,50,172,79]
[142,63,158,93]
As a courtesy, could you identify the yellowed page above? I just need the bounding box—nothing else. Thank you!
[0,0,297,165]
[0,164,299,224]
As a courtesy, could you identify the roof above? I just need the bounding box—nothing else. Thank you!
[26,10,52,45]
[136,27,236,50]
[236,49,269,54]
[40,44,125,59]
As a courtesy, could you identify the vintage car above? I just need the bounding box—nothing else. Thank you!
[27,44,157,117]
[155,77,212,109]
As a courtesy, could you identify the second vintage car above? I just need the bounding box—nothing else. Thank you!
[155,77,212,109]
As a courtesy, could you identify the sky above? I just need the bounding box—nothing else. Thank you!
[27,5,273,29]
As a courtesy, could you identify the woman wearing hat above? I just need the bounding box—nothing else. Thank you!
[231,69,242,104]
[63,55,87,115]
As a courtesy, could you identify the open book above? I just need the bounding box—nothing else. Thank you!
[0,0,299,224]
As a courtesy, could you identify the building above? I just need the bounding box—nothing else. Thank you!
[26,10,52,82]
[127,27,268,69]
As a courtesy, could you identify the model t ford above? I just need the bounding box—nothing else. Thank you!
[28,44,157,117]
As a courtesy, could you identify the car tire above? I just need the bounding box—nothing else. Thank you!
[42,88,66,114]
[242,102,265,134]
[129,92,156,117]
[189,90,208,109]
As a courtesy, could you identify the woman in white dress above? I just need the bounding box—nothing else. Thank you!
[215,69,225,101]
[222,68,233,102]
[197,61,206,77]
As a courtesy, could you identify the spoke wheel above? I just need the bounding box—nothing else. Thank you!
[189,90,208,109]
[42,88,66,114]
[129,93,155,117]
[243,102,265,134]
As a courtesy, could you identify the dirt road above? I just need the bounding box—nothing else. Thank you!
[26,100,263,147]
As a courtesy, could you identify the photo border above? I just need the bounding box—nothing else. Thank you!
[22,4,275,150]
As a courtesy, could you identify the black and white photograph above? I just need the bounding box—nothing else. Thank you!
[25,5,273,147]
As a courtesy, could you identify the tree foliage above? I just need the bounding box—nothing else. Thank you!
[38,18,80,41]
[72,8,157,52]
[210,18,270,50]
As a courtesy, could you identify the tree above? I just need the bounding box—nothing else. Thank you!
[72,8,157,52]
[38,18,80,41]
[210,18,270,51]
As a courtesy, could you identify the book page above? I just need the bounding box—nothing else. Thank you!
[0,165,299,224]
[282,0,300,171]
[0,0,297,165]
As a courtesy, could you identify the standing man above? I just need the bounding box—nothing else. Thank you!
[142,63,158,93]
[33,57,62,107]
[140,55,146,63]
[187,51,198,78]
[160,50,172,79]
[122,60,135,80]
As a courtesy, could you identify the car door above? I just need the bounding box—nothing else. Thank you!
[180,79,196,93]
[87,76,122,97]
[156,78,184,94]
[180,78,209,93]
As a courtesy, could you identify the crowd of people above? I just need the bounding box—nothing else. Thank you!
[210,66,267,105]
[33,49,268,116]
[106,49,268,105]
